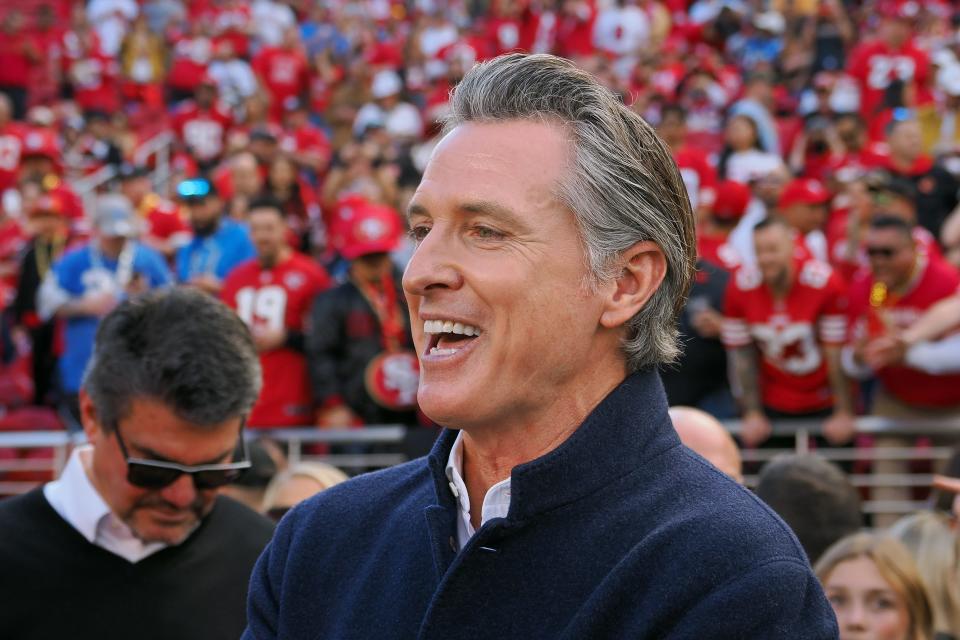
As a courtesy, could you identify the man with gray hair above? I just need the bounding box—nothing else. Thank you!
[244,54,836,638]
[0,288,274,638]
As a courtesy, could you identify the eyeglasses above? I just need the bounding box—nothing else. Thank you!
[113,422,250,490]
[176,178,213,201]
[866,246,899,259]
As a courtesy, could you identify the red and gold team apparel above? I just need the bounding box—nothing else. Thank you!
[848,256,960,407]
[722,260,848,413]
[0,122,25,193]
[222,253,331,427]
[137,194,191,246]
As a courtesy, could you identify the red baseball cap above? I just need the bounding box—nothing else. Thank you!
[711,180,751,221]
[28,193,64,217]
[20,129,60,162]
[778,179,831,209]
[333,198,402,260]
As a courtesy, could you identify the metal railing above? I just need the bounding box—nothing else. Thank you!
[68,130,176,215]
[0,426,410,496]
[3,418,959,518]
[70,163,118,217]
[133,131,175,196]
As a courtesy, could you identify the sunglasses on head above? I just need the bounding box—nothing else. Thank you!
[176,178,213,201]
[114,421,250,490]
[866,246,898,259]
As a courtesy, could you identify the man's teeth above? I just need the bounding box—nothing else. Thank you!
[423,320,481,336]
[429,347,459,356]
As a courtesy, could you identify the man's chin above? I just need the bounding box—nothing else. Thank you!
[129,512,200,546]
[417,386,471,429]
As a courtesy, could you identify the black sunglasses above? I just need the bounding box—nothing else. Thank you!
[866,246,899,259]
[114,422,250,490]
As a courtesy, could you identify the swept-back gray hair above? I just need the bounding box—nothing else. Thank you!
[444,53,697,370]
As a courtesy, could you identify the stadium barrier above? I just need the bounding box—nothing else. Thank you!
[2,418,959,519]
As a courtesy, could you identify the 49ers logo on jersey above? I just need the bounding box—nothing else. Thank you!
[751,323,821,375]
[365,351,420,410]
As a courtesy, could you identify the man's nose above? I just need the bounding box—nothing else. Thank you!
[402,228,463,297]
[159,473,198,509]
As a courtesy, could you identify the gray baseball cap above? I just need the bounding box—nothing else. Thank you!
[93,193,138,237]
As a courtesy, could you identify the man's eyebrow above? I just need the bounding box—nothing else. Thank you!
[407,202,430,221]
[459,200,525,228]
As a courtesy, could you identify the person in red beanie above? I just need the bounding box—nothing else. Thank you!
[306,198,420,428]
[778,177,832,263]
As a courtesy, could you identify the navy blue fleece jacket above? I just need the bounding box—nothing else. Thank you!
[243,370,839,639]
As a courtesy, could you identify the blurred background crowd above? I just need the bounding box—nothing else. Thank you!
[1,0,960,636]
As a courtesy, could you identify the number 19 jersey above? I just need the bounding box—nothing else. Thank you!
[222,252,331,427]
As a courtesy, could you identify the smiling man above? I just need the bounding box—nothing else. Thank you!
[243,54,837,639]
[0,288,274,639]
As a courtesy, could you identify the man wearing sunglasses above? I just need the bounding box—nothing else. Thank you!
[175,177,256,295]
[844,215,960,525]
[0,288,274,639]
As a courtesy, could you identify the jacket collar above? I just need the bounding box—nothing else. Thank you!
[426,369,680,523]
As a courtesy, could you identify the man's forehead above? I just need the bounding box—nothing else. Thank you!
[412,121,570,214]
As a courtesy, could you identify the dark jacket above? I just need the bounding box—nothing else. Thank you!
[306,271,417,425]
[243,370,839,639]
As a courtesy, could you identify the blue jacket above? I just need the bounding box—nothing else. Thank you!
[175,219,255,283]
[47,243,172,393]
[244,370,839,639]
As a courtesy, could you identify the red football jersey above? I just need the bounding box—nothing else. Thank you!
[847,39,930,117]
[674,145,718,211]
[222,252,331,427]
[252,47,309,119]
[0,123,24,194]
[172,101,234,163]
[697,231,742,272]
[723,260,848,413]
[66,50,120,113]
[280,124,332,172]
[848,256,960,408]
[137,195,191,244]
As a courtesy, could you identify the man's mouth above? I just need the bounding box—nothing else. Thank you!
[423,319,482,356]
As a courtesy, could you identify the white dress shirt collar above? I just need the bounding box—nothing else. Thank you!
[44,445,167,563]
[444,431,512,551]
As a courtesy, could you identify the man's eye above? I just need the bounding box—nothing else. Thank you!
[408,225,430,242]
[472,225,505,240]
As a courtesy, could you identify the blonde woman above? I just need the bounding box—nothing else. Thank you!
[816,532,935,640]
[889,512,960,640]
[261,462,349,522]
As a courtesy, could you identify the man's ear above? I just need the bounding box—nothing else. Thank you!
[599,241,667,330]
[78,389,105,444]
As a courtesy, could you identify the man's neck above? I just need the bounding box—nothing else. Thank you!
[890,153,915,172]
[259,247,290,269]
[767,266,794,299]
[99,238,126,260]
[459,355,627,528]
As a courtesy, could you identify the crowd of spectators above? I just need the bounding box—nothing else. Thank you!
[0,0,958,637]
[0,0,955,438]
